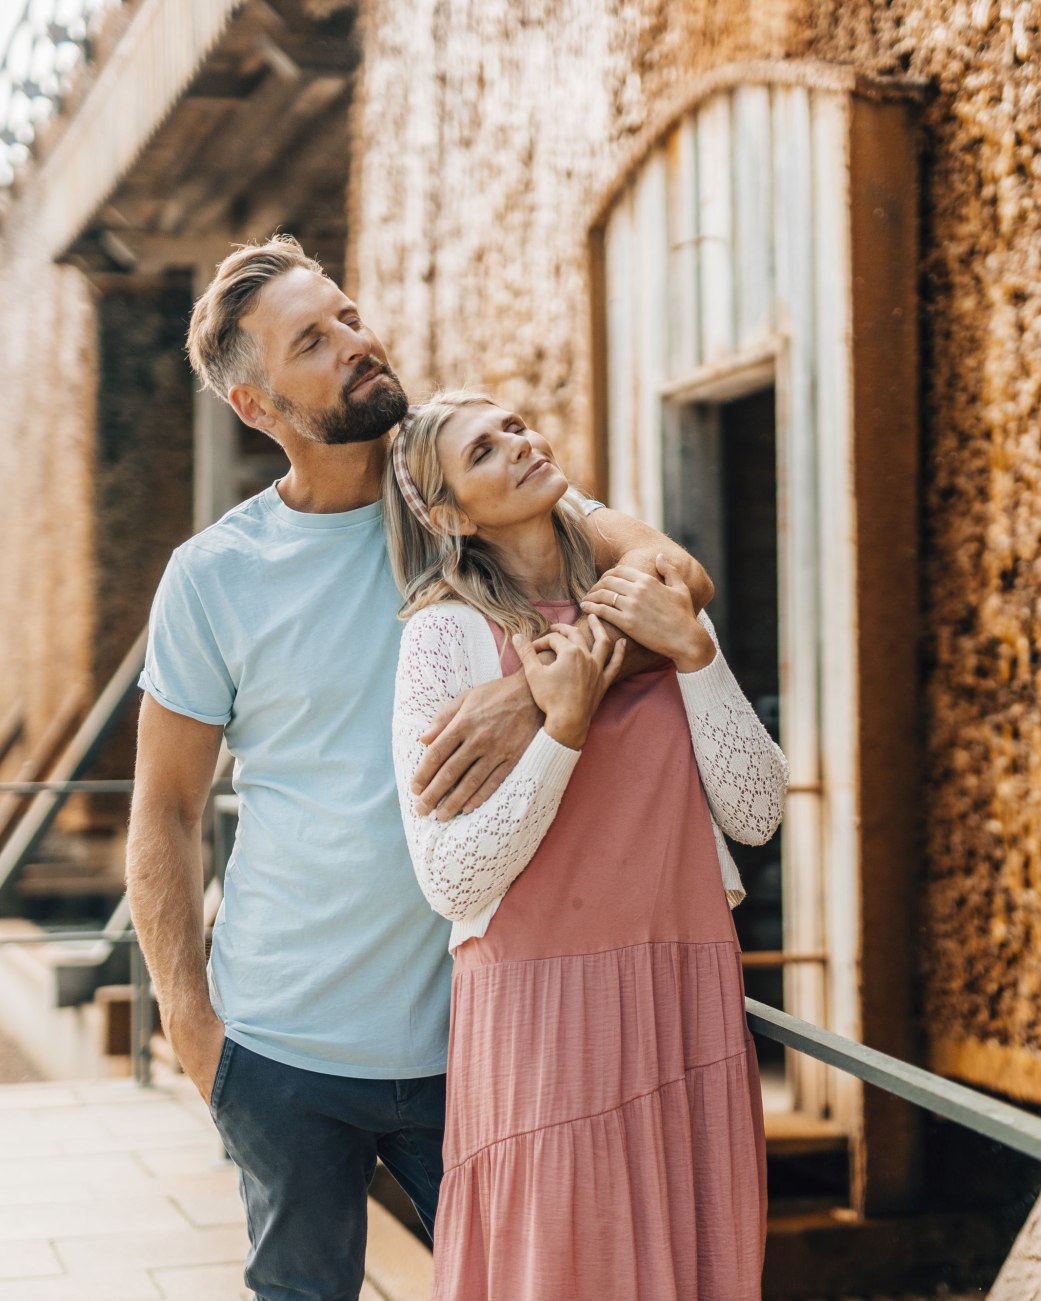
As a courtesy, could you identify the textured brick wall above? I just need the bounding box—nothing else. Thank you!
[795,0,1041,1082]
[0,196,98,766]
[0,194,194,787]
[353,0,794,484]
[352,0,1041,1086]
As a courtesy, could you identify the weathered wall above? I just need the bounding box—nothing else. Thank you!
[351,0,796,484]
[0,190,98,771]
[794,0,1041,1096]
[91,281,195,785]
[0,187,194,795]
[352,0,1041,1096]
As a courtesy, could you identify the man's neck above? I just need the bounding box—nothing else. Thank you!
[277,435,389,514]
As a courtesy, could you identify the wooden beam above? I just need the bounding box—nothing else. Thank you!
[157,72,348,236]
[848,91,923,1216]
[38,0,243,258]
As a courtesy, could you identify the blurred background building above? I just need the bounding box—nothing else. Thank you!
[0,0,1039,1295]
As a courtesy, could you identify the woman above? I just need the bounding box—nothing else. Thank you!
[386,391,788,1300]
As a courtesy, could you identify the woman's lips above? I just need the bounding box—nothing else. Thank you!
[518,459,549,485]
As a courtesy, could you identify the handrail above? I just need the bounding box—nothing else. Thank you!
[747,999,1041,1162]
[0,626,150,906]
[1,775,1039,1168]
[0,924,1039,1164]
[0,781,235,794]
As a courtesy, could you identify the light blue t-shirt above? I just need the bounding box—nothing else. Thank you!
[139,484,453,1078]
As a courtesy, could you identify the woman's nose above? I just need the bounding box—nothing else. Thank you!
[511,434,533,460]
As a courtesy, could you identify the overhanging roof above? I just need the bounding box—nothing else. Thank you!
[31,0,357,276]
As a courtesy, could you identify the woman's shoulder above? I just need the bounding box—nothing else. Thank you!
[400,601,502,683]
[400,601,492,653]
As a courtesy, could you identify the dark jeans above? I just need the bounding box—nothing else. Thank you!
[209,1038,446,1301]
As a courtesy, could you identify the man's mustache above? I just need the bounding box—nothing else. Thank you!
[342,358,391,398]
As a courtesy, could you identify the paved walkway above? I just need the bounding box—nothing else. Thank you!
[0,1076,432,1301]
[0,1073,988,1301]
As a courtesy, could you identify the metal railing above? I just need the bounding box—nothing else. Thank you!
[747,999,1041,1162]
[0,928,154,1085]
[0,776,1040,1167]
[2,925,1039,1161]
[0,0,120,190]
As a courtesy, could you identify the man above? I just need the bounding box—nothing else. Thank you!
[126,234,711,1301]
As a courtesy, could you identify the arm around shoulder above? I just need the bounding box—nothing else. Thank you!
[586,507,714,611]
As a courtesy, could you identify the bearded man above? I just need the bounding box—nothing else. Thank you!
[126,235,711,1301]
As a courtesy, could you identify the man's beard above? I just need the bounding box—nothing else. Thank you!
[268,360,408,445]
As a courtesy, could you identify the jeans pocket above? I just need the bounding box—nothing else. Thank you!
[209,1036,235,1118]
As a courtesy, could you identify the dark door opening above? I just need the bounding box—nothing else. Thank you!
[663,386,784,1075]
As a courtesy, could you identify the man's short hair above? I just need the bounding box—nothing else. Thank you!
[187,234,326,401]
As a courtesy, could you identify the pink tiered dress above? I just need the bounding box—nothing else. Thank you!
[432,602,767,1301]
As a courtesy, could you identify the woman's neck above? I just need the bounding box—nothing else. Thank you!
[479,515,569,601]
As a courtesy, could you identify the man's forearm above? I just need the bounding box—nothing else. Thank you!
[587,508,714,611]
[125,805,212,1033]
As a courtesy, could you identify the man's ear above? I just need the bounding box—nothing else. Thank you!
[429,503,476,537]
[229,383,278,435]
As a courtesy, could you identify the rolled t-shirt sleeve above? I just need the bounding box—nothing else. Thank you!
[139,549,235,725]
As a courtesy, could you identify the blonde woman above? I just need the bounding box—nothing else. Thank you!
[387,392,787,1300]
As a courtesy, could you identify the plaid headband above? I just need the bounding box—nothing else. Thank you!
[392,407,437,534]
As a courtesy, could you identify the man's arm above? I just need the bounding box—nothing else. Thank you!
[586,507,714,612]
[125,694,225,1103]
[411,507,713,818]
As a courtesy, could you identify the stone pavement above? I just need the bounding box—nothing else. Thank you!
[0,1076,432,1301]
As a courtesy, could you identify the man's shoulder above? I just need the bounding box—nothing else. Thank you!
[171,490,274,574]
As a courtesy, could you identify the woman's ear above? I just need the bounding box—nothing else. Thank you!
[429,503,476,537]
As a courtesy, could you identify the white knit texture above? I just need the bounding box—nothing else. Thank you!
[393,604,581,948]
[393,603,788,951]
[677,611,790,847]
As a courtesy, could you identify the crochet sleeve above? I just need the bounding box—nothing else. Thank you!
[676,611,789,846]
[392,606,581,922]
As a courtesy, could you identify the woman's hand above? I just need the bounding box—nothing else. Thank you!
[513,615,626,749]
[580,554,717,673]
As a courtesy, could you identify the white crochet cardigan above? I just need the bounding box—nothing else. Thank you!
[392,602,789,952]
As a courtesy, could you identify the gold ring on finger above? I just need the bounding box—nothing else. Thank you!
[611,591,619,607]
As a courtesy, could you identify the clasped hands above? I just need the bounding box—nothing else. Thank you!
[410,554,715,820]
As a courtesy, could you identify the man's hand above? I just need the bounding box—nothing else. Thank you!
[167,1007,226,1106]
[412,672,542,819]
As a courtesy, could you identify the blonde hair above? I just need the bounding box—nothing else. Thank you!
[187,234,326,400]
[383,390,597,639]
